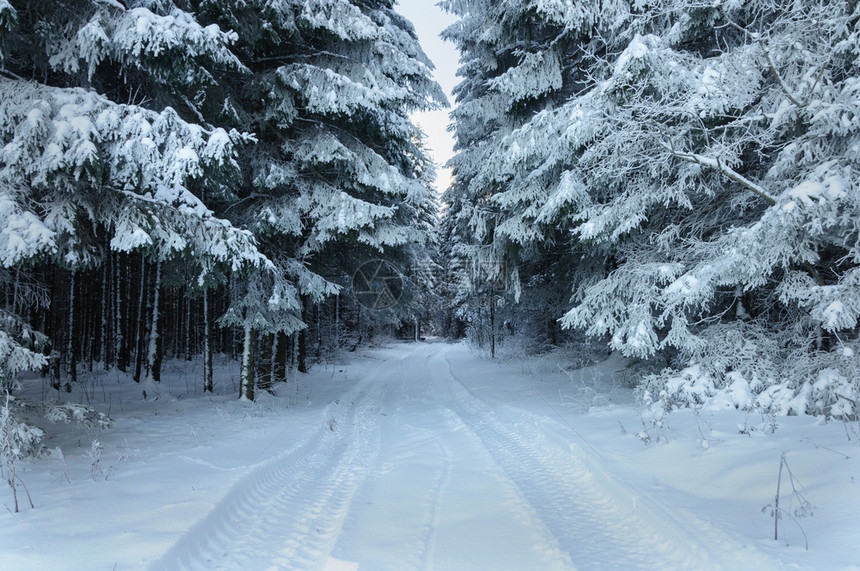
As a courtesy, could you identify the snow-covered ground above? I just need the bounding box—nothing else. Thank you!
[1,341,858,570]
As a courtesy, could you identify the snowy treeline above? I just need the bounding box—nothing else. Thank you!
[1,0,857,427]
[440,0,859,417]
[0,0,445,403]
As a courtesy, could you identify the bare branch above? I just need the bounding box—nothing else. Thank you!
[176,91,213,130]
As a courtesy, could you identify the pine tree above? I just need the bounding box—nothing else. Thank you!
[198,0,445,393]
[0,0,265,392]
[440,0,632,348]
[444,0,860,414]
[0,0,445,403]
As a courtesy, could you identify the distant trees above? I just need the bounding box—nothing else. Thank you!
[199,0,445,397]
[442,0,860,415]
[0,0,444,401]
[439,0,627,349]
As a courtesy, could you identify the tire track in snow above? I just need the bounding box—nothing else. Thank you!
[424,406,574,570]
[434,346,777,571]
[416,430,452,571]
[150,377,384,571]
[409,349,569,570]
[331,347,571,571]
[417,351,575,570]
[328,366,456,571]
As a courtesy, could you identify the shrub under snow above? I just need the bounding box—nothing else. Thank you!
[45,402,113,430]
[637,337,859,419]
[1,396,46,461]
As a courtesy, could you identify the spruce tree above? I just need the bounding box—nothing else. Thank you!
[197,0,445,393]
[0,0,265,392]
[441,0,631,347]
[444,0,860,414]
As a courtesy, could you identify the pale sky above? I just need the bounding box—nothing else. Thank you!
[395,1,460,194]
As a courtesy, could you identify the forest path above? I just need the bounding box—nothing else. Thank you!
[152,342,780,571]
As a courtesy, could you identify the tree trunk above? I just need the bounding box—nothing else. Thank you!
[273,331,288,384]
[106,254,117,369]
[475,303,483,348]
[116,252,129,372]
[85,270,98,372]
[258,332,274,393]
[297,296,308,373]
[203,289,213,393]
[185,294,193,361]
[315,303,322,362]
[132,257,147,383]
[335,293,340,349]
[100,260,109,367]
[291,331,298,370]
[145,260,163,385]
[490,295,495,359]
[297,328,307,373]
[240,324,256,401]
[66,270,76,391]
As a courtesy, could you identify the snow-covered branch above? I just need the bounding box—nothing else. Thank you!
[664,145,777,205]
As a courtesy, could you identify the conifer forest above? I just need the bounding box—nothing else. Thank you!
[0,1,858,568]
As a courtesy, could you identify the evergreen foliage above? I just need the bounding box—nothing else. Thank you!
[442,0,860,416]
[0,0,444,407]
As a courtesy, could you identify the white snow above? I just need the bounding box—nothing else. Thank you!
[615,34,651,74]
[666,274,699,296]
[789,181,827,205]
[1,342,857,570]
[822,301,844,329]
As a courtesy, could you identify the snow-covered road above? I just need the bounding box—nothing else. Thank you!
[151,343,783,571]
